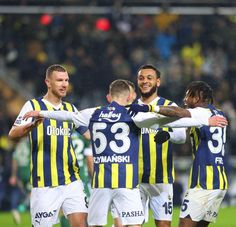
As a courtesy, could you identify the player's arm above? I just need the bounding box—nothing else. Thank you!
[9,101,43,139]
[81,129,93,176]
[82,130,91,140]
[153,115,227,128]
[128,103,190,117]
[9,119,43,139]
[164,103,186,144]
[130,104,227,128]
[168,128,186,144]
[23,108,96,128]
[157,105,191,117]
[84,146,93,177]
[133,111,227,129]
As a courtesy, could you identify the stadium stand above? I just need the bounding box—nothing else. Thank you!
[1,3,236,212]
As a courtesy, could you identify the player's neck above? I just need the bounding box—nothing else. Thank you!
[43,92,62,106]
[194,101,209,108]
[112,97,128,106]
[140,93,158,104]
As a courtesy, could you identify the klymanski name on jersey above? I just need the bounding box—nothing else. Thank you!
[98,111,121,122]
[94,155,130,163]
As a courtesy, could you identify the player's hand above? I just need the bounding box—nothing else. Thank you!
[209,115,228,127]
[154,131,170,144]
[32,118,44,127]
[127,104,154,117]
[23,111,41,120]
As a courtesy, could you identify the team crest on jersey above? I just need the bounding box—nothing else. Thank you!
[107,106,115,111]
[98,111,121,122]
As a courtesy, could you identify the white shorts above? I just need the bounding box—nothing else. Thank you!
[31,180,88,227]
[88,188,144,226]
[110,203,119,219]
[179,188,226,223]
[111,196,149,221]
[140,183,173,222]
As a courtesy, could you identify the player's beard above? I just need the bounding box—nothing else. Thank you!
[52,88,67,99]
[139,86,157,98]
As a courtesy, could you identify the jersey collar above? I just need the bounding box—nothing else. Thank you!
[138,96,160,105]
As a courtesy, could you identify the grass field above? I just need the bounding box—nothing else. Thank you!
[0,207,235,227]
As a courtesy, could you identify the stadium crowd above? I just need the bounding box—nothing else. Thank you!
[0,12,236,217]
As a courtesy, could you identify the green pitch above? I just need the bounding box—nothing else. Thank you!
[0,207,235,227]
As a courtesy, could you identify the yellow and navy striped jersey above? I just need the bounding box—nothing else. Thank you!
[89,101,140,189]
[29,98,80,187]
[139,96,174,184]
[189,104,228,190]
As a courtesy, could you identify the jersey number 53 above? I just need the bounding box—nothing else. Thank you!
[92,122,131,155]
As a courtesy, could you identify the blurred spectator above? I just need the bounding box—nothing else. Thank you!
[9,137,31,224]
[173,174,184,206]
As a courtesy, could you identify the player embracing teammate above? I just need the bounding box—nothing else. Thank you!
[10,64,228,227]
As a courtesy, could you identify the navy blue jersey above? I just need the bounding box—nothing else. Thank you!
[88,101,140,188]
[189,105,228,190]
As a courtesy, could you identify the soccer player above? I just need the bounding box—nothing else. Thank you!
[8,64,88,227]
[25,79,146,227]
[128,81,228,227]
[23,80,226,227]
[178,81,228,227]
[111,80,137,227]
[126,80,137,104]
[60,130,92,227]
[136,64,186,227]
[9,137,31,224]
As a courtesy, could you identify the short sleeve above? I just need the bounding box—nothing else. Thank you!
[14,101,34,126]
[188,107,212,123]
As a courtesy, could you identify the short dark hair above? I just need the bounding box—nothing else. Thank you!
[109,79,130,97]
[46,64,67,79]
[186,81,213,104]
[138,64,161,78]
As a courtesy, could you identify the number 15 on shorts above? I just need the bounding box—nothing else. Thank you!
[163,202,173,214]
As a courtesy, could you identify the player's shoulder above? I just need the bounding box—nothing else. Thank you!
[62,101,77,112]
[208,104,226,117]
[29,97,42,103]
[62,100,73,106]
[91,106,102,114]
[28,97,46,109]
[157,96,176,106]
[95,106,102,110]
[22,98,41,110]
[188,107,212,118]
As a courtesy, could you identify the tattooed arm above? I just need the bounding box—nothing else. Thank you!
[158,106,191,118]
